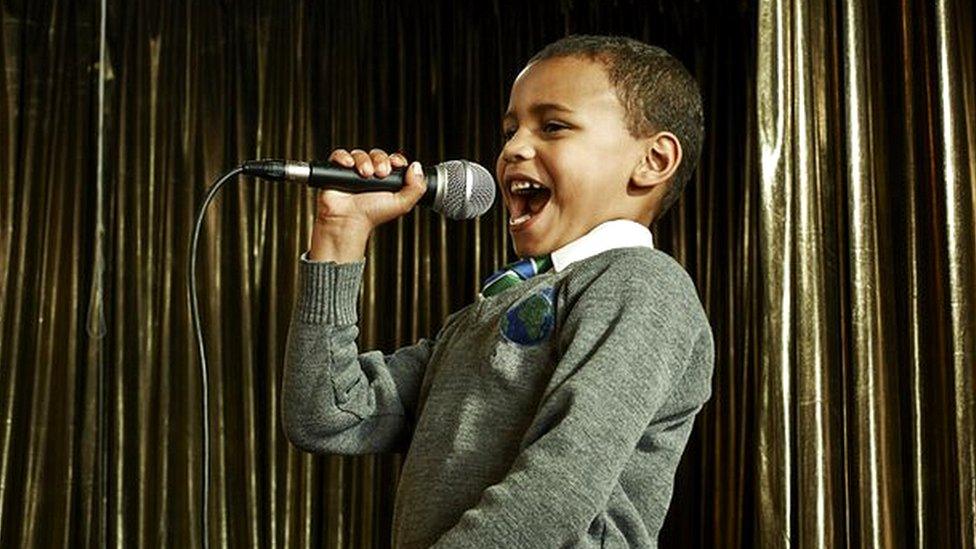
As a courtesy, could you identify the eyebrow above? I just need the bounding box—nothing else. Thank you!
[503,102,575,122]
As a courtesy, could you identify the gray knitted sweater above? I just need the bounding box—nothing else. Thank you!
[282,247,714,548]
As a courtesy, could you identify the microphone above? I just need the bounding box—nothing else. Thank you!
[242,158,496,220]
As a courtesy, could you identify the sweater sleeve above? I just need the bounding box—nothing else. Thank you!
[430,262,713,547]
[281,257,434,455]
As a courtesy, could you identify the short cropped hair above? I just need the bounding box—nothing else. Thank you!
[527,35,704,216]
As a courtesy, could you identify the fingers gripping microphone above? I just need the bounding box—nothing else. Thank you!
[242,159,496,220]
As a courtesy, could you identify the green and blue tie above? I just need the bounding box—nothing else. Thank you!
[480,255,553,298]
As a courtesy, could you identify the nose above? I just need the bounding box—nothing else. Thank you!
[500,130,535,163]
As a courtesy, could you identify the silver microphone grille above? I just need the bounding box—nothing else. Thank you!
[434,160,496,220]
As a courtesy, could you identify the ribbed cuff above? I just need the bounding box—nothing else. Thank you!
[295,257,365,325]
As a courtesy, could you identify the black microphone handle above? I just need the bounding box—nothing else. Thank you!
[307,162,438,206]
[240,159,445,208]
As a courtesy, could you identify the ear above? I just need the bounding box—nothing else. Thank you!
[631,131,682,189]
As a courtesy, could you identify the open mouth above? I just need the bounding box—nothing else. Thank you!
[507,180,552,231]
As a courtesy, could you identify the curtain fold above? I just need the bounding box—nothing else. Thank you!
[0,0,973,547]
[756,0,976,546]
[934,1,976,543]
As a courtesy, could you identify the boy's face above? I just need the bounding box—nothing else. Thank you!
[496,55,648,258]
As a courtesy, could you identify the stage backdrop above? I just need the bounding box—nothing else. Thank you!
[1,0,974,547]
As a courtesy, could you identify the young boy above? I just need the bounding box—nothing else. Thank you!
[282,35,713,548]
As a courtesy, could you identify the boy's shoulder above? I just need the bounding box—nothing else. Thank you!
[556,246,709,327]
[561,246,700,297]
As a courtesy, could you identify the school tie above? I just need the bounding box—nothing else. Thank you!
[480,255,553,298]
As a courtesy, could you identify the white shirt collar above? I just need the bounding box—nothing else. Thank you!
[550,219,654,272]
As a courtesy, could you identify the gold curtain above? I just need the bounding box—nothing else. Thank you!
[0,0,972,547]
[757,0,976,547]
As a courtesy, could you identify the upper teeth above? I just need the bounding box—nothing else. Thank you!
[510,180,545,193]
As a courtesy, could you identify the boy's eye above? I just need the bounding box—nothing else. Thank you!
[501,122,566,141]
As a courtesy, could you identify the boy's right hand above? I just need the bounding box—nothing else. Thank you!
[308,148,426,263]
[316,148,426,231]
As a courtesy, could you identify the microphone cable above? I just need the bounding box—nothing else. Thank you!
[187,158,492,547]
[187,165,243,549]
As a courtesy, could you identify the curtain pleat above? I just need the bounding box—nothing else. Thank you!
[756,0,976,546]
[1,0,974,547]
[934,1,976,544]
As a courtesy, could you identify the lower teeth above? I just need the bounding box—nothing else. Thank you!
[509,213,531,226]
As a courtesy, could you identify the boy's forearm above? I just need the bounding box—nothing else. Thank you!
[308,222,371,263]
[282,257,409,454]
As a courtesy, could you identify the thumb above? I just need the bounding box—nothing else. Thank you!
[399,161,427,207]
